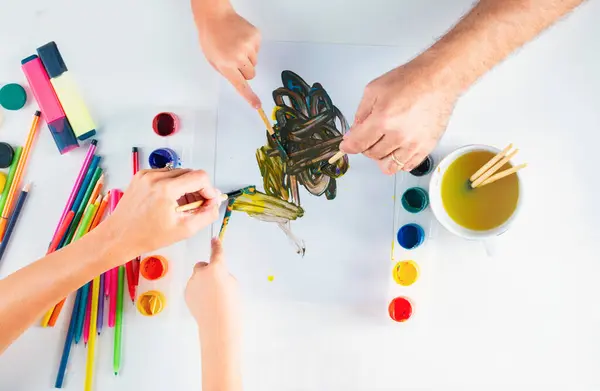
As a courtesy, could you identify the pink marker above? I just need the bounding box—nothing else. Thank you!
[108,190,123,327]
[83,289,92,345]
[21,55,78,154]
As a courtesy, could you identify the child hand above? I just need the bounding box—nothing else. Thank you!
[193,1,261,108]
[185,238,240,340]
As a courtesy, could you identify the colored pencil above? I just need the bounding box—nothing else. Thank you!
[88,175,104,206]
[40,211,75,327]
[125,261,136,303]
[127,147,140,301]
[0,111,41,240]
[114,265,125,375]
[109,266,118,327]
[74,203,99,344]
[90,193,110,230]
[70,156,100,215]
[52,140,97,240]
[48,202,98,327]
[62,166,102,246]
[83,285,92,345]
[0,183,30,262]
[85,277,100,391]
[0,147,22,214]
[48,211,74,253]
[108,190,123,326]
[55,289,81,388]
[97,273,105,335]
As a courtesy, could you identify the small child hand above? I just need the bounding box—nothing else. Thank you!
[185,238,240,340]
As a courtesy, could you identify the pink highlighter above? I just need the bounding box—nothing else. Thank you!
[21,55,78,154]
[108,189,123,327]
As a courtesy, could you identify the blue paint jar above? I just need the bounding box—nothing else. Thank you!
[397,223,425,250]
[149,148,180,169]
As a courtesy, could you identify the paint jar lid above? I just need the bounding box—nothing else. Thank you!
[0,172,7,193]
[149,148,180,169]
[0,142,15,169]
[410,155,434,177]
[140,255,168,281]
[0,84,27,111]
[397,223,425,250]
[401,187,429,214]
[137,290,166,316]
[152,112,179,137]
[37,41,68,78]
[393,261,419,286]
[388,297,413,322]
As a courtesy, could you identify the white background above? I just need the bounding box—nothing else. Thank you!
[1,0,600,390]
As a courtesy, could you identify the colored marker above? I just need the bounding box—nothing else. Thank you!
[21,55,78,154]
[37,42,96,141]
[97,273,105,335]
[114,265,125,375]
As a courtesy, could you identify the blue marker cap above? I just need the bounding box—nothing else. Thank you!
[47,117,79,154]
[37,41,68,78]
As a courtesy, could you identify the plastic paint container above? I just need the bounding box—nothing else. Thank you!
[401,187,429,213]
[152,112,179,137]
[397,223,425,250]
[0,142,15,169]
[393,260,419,286]
[410,155,434,177]
[149,148,180,169]
[388,297,413,322]
[140,255,168,281]
[0,83,27,110]
[137,290,166,316]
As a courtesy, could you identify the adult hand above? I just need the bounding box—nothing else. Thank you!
[339,61,459,174]
[107,169,223,256]
[185,238,240,338]
[193,1,261,108]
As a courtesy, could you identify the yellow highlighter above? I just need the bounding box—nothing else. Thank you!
[37,41,97,141]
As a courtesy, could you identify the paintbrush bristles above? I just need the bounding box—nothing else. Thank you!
[478,163,527,188]
[258,108,275,136]
[470,144,513,183]
[471,147,519,189]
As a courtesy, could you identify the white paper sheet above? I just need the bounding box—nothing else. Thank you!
[215,41,408,313]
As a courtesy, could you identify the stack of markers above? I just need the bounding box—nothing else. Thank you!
[21,41,96,155]
[37,142,140,390]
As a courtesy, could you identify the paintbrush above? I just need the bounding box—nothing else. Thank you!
[175,186,256,213]
[469,144,526,189]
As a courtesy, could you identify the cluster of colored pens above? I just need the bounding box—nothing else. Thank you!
[0,111,43,261]
[37,142,142,390]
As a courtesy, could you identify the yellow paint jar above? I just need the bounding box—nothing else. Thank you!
[392,260,419,286]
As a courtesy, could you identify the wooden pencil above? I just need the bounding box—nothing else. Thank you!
[0,183,30,262]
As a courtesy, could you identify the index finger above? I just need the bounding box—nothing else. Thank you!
[339,116,384,154]
[223,68,261,109]
[165,170,216,199]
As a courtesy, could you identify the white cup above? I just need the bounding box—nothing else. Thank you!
[428,144,523,242]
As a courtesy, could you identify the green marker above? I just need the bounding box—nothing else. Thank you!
[0,146,22,213]
[114,265,125,375]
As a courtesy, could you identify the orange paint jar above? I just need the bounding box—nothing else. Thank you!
[140,255,168,281]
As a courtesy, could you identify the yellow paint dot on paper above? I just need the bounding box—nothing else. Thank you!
[393,261,419,286]
[267,275,274,282]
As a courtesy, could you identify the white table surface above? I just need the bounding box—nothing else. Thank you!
[1,1,600,390]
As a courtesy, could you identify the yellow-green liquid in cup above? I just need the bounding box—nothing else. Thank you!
[441,150,519,231]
